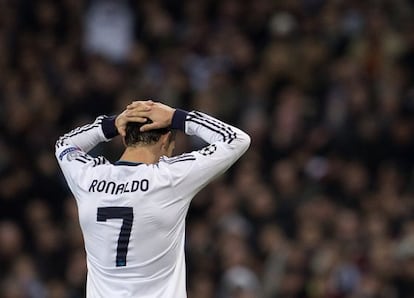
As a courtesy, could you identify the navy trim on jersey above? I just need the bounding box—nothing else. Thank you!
[195,112,237,140]
[161,154,196,164]
[75,158,87,164]
[114,160,144,166]
[192,111,235,138]
[164,153,195,161]
[92,156,107,167]
[76,154,92,162]
[56,119,103,148]
[188,117,227,140]
[171,109,188,130]
[165,157,196,164]
[187,112,237,144]
[188,112,234,136]
[101,115,119,139]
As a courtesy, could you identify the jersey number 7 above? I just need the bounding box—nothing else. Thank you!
[97,207,134,267]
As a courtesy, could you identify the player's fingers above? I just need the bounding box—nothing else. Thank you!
[127,100,154,110]
[125,105,149,115]
[127,104,151,111]
[126,106,151,114]
[119,127,126,137]
[125,110,151,119]
[140,122,163,132]
[124,116,148,123]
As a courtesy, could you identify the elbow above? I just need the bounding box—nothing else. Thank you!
[54,138,62,157]
[55,136,67,154]
[241,132,251,151]
[55,136,63,148]
[245,133,251,147]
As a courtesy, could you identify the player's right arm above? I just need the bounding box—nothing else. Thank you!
[169,109,251,195]
[132,101,251,197]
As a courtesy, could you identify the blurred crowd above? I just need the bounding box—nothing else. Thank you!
[2,0,414,297]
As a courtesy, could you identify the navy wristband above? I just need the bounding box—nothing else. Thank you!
[171,109,188,131]
[102,115,119,139]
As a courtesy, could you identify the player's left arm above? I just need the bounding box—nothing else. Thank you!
[55,102,150,183]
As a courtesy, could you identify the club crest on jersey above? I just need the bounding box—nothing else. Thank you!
[199,144,217,156]
[59,147,80,161]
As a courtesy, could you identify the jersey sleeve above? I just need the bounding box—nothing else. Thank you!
[55,115,117,189]
[162,110,251,199]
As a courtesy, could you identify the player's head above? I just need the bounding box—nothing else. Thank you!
[124,120,176,157]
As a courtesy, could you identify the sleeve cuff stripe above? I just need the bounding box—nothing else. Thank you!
[102,116,119,139]
[171,109,188,131]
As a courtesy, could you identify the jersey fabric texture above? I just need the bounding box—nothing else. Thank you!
[55,109,251,298]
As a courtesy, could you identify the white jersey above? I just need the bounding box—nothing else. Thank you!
[55,110,250,298]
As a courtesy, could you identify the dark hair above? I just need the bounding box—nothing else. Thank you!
[124,119,171,147]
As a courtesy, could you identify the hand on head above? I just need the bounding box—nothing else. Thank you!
[115,100,175,136]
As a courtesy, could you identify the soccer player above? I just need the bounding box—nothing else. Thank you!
[55,100,251,297]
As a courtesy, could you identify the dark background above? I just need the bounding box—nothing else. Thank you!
[1,0,414,297]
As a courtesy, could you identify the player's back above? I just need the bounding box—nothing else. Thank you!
[55,107,251,298]
[73,160,189,298]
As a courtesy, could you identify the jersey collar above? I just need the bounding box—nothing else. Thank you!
[114,160,144,166]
